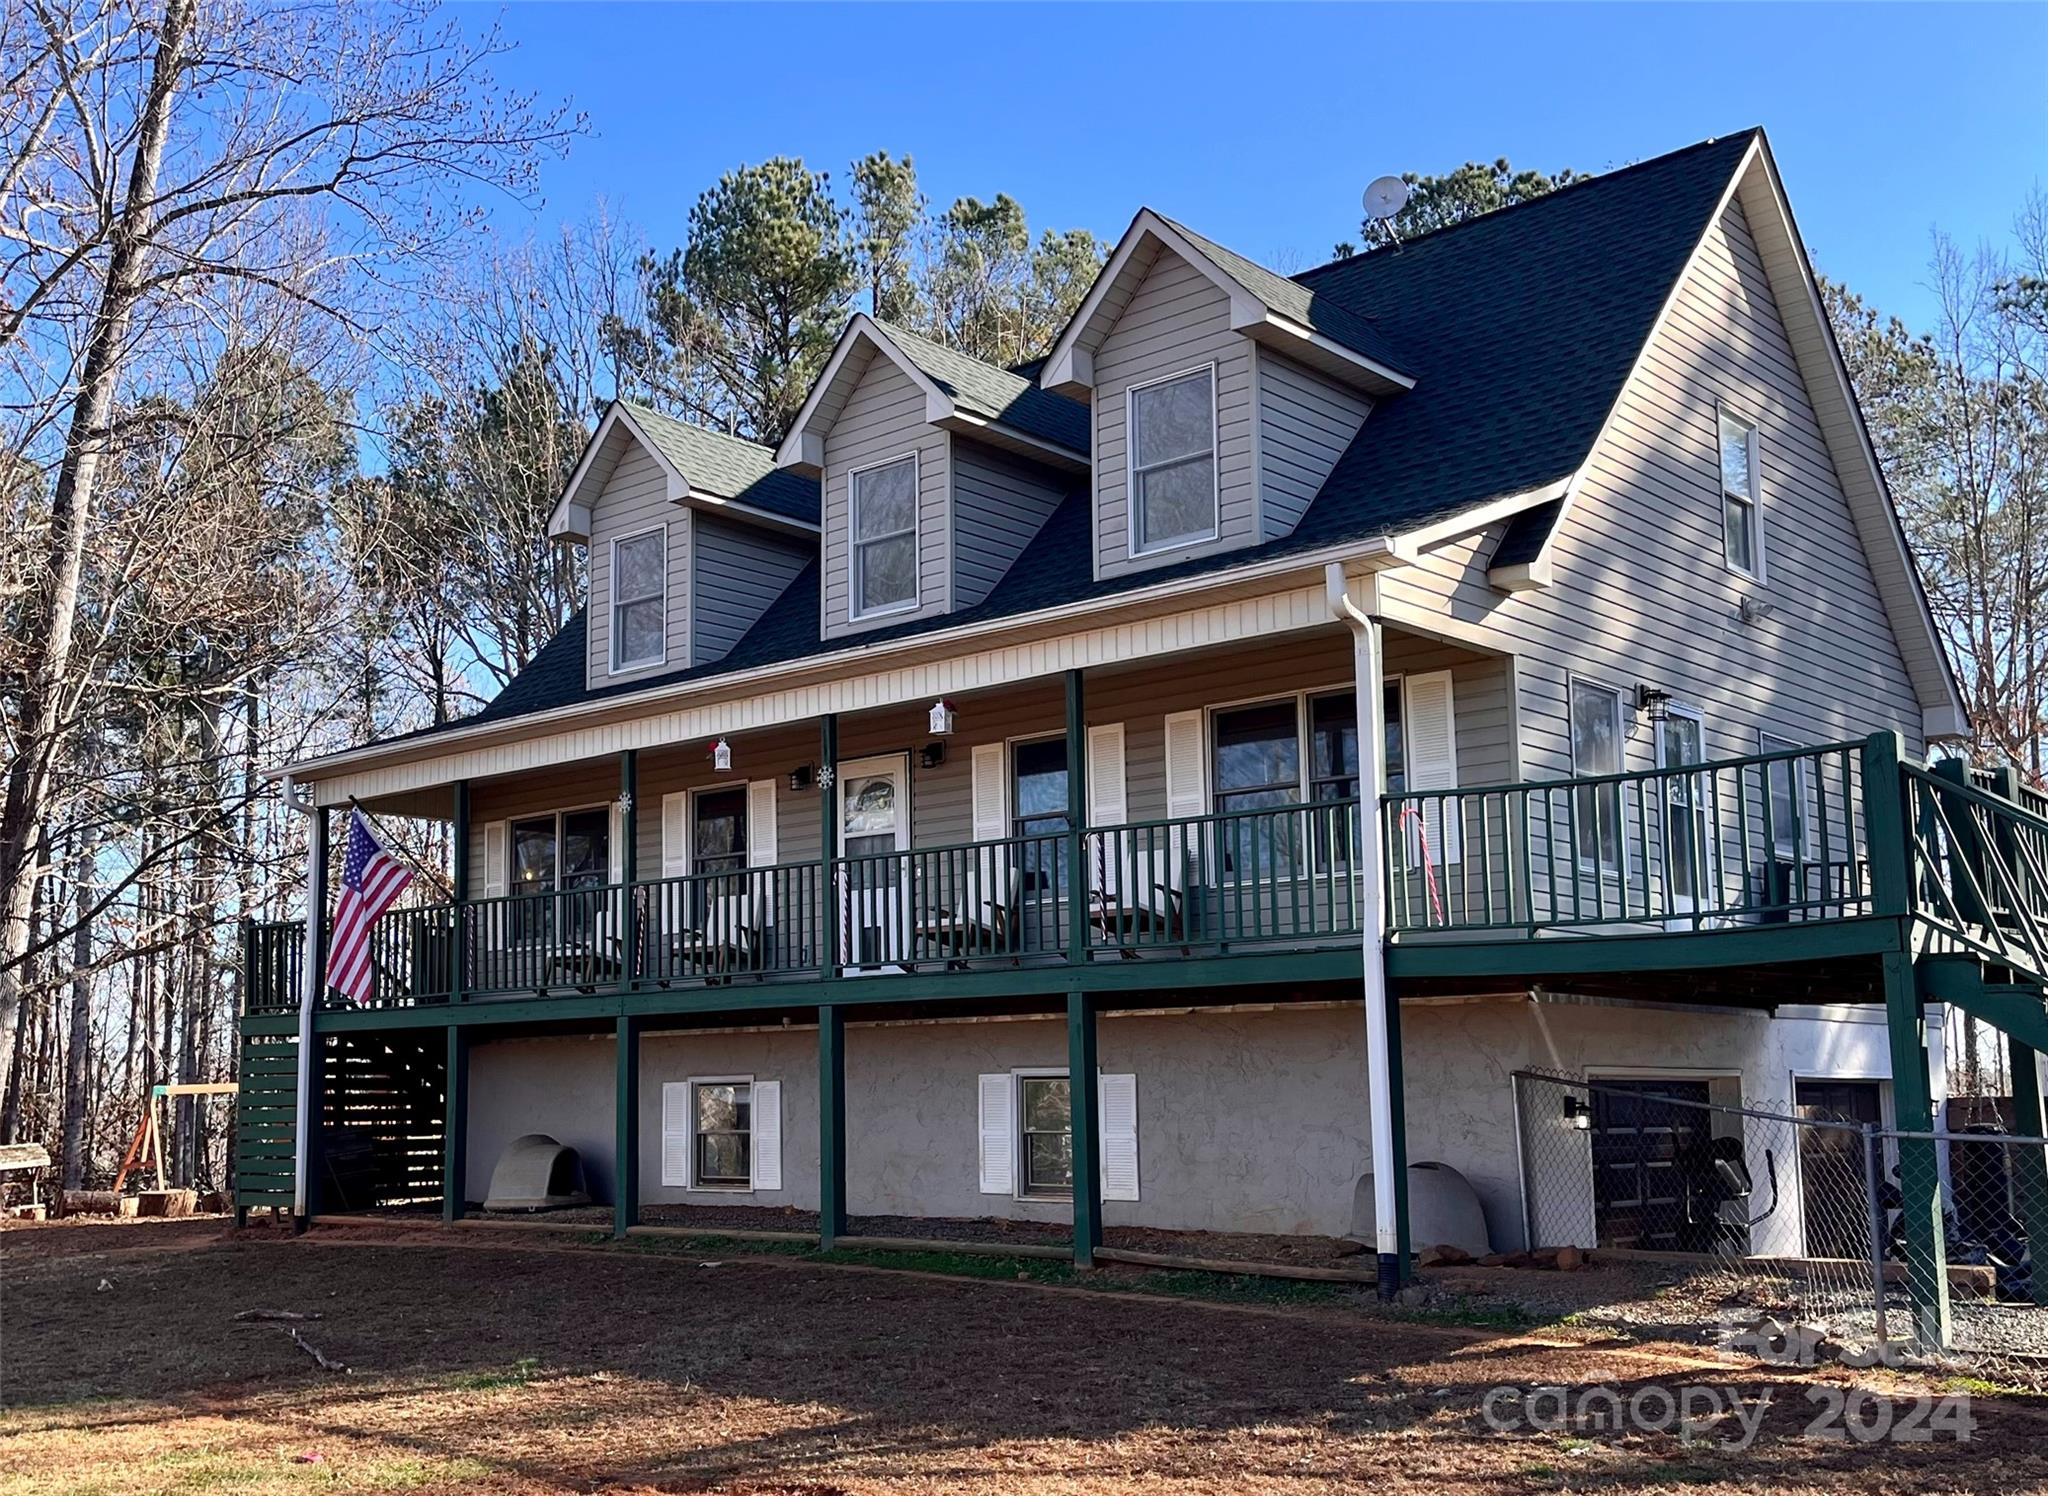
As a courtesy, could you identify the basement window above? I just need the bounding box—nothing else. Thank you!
[693,1080,752,1187]
[1019,1075,1073,1197]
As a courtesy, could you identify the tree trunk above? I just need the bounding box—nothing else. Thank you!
[62,840,91,1188]
[0,0,195,1071]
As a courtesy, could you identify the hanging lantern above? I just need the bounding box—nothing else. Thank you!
[928,699,956,736]
[711,737,733,773]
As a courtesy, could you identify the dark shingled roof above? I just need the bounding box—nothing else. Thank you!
[618,401,821,525]
[876,320,1089,454]
[364,132,1759,750]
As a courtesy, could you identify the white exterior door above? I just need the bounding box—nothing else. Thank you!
[837,753,910,966]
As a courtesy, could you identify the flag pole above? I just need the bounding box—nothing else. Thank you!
[346,796,453,899]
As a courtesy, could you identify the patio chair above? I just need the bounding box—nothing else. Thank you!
[913,851,1020,968]
[1089,836,1189,955]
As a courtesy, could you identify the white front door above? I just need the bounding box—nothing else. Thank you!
[1657,710,1707,917]
[837,754,910,966]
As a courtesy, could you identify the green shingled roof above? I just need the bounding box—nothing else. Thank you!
[1154,213,1411,379]
[617,401,821,525]
[874,320,1089,453]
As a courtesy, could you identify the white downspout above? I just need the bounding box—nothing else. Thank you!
[1326,562,1401,1297]
[283,776,324,1224]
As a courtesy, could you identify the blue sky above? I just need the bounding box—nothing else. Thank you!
[462,2,2045,332]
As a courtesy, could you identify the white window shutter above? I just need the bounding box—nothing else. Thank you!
[482,821,509,899]
[661,792,690,878]
[977,1073,1014,1194]
[609,801,626,884]
[1087,723,1127,826]
[1099,1072,1140,1202]
[1405,671,1460,866]
[750,1079,782,1190]
[661,1082,691,1187]
[1163,711,1208,819]
[746,780,779,867]
[971,743,1009,843]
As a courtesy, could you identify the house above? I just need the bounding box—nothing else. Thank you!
[238,130,2047,1336]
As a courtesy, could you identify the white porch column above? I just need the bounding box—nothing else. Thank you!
[1326,563,1401,1295]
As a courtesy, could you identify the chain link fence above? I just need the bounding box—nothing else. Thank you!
[1513,1070,2048,1389]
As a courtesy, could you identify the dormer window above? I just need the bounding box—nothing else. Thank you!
[611,527,666,671]
[1130,365,1218,554]
[851,454,918,617]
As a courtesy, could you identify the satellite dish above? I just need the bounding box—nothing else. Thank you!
[1363,175,1410,221]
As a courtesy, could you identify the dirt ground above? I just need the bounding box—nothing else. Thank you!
[6,1217,2048,1494]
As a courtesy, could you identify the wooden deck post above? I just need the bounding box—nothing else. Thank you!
[2007,1029,2048,1307]
[614,1016,639,1238]
[819,1004,847,1250]
[820,715,838,977]
[442,1025,468,1223]
[1068,989,1102,1268]
[1385,990,1412,1282]
[1065,670,1087,964]
[1861,731,1911,923]
[1890,951,1952,1347]
[620,750,639,990]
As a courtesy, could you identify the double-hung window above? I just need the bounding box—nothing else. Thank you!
[693,1080,752,1188]
[1719,411,1762,578]
[1019,1075,1073,1196]
[1012,737,1070,896]
[611,529,666,671]
[1569,679,1625,874]
[1129,367,1217,553]
[851,455,918,617]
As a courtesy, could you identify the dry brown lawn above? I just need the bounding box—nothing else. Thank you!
[4,1217,2046,1494]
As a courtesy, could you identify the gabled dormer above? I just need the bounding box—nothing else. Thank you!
[777,315,1087,639]
[1039,210,1413,581]
[549,403,819,689]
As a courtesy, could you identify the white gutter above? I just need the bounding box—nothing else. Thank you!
[281,776,323,1224]
[268,535,1405,785]
[1325,561,1402,1297]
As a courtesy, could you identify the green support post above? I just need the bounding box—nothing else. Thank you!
[1385,990,1412,1282]
[1861,731,1912,924]
[620,750,639,989]
[820,715,838,977]
[1889,951,1951,1347]
[1065,670,1088,964]
[443,1026,468,1223]
[451,780,470,1004]
[2007,1029,2048,1307]
[614,1016,639,1239]
[1067,990,1102,1267]
[819,1004,847,1250]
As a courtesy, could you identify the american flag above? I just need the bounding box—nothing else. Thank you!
[327,809,415,1005]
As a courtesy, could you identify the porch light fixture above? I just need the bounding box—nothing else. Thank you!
[919,742,947,771]
[1635,685,1673,725]
[1563,1095,1594,1131]
[710,737,733,773]
[928,699,956,736]
[789,764,815,793]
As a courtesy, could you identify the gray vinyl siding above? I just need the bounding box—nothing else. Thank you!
[691,514,812,668]
[585,441,686,690]
[1380,196,1926,782]
[461,628,1510,887]
[820,352,951,639]
[950,440,1067,609]
[1257,350,1371,540]
[1093,248,1257,580]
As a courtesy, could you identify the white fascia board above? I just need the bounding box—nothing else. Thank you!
[1386,476,1575,564]
[546,402,632,541]
[1234,310,1416,397]
[935,409,1090,473]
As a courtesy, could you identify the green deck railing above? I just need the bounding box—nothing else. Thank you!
[1381,740,1871,936]
[239,738,2048,1012]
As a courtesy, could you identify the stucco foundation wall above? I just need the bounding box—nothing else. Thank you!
[466,1033,618,1205]
[463,997,1917,1248]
